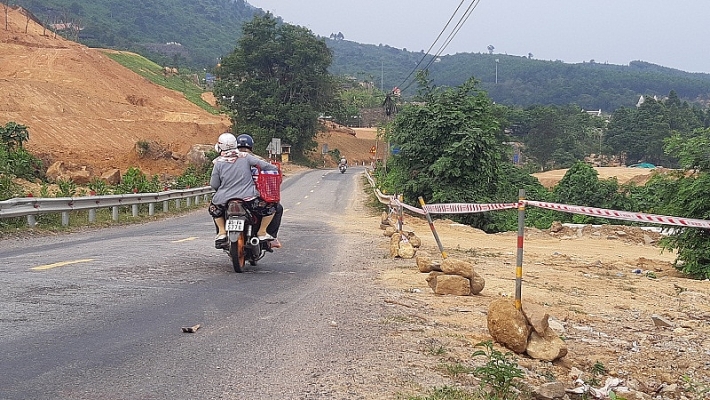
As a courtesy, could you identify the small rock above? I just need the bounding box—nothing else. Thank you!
[533,381,566,400]
[651,314,673,328]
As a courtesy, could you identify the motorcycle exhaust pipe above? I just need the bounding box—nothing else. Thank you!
[248,236,261,253]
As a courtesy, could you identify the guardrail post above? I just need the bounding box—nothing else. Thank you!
[163,200,169,213]
[88,209,96,223]
[175,199,180,210]
[186,196,192,207]
[112,206,119,221]
[27,215,36,227]
[132,204,138,217]
[149,203,155,216]
[515,189,526,310]
[61,211,69,226]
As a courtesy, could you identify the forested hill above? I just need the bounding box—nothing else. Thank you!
[13,0,710,110]
[11,0,263,68]
[327,39,710,111]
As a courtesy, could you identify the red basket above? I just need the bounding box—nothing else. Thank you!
[256,162,282,203]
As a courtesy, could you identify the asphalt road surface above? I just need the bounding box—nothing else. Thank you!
[0,167,389,399]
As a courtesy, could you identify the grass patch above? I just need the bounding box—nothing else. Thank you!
[407,385,481,400]
[102,51,218,114]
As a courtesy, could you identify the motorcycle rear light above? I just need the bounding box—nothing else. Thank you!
[227,201,247,215]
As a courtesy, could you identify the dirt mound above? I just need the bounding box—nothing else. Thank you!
[313,127,381,167]
[0,6,230,178]
[533,166,658,188]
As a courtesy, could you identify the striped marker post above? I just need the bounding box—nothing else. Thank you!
[515,189,525,310]
[418,196,448,259]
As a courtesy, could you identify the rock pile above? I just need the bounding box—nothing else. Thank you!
[487,299,568,362]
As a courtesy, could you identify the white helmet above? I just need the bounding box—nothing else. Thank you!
[215,132,237,152]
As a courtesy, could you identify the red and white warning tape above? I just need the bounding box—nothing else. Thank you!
[526,200,710,229]
[422,202,519,214]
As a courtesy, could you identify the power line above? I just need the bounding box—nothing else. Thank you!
[396,0,482,93]
[394,0,469,91]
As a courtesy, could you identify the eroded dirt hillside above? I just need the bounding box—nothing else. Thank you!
[0,6,229,177]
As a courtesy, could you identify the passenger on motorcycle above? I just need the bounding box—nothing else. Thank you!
[208,133,280,248]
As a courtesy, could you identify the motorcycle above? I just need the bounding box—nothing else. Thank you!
[338,163,347,174]
[219,198,273,272]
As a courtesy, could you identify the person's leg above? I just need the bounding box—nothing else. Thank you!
[209,203,227,244]
[257,214,274,238]
[266,203,283,237]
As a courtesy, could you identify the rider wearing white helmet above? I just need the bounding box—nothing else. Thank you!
[208,132,279,247]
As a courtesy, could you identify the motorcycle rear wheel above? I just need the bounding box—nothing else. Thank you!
[230,232,246,272]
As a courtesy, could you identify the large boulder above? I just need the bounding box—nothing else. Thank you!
[441,258,474,279]
[100,168,121,185]
[186,144,215,167]
[487,299,530,354]
[433,275,471,296]
[45,161,92,185]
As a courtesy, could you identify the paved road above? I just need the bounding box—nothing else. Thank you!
[0,167,383,399]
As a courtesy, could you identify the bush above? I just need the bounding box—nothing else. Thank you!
[115,167,161,193]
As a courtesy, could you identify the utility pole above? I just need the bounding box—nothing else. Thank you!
[495,59,499,84]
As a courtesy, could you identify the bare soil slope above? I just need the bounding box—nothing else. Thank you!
[0,7,230,177]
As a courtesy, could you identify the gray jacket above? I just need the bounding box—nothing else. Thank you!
[210,150,278,205]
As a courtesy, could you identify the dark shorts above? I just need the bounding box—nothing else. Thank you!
[209,199,277,218]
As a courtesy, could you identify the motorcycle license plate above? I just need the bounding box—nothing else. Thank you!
[226,218,244,232]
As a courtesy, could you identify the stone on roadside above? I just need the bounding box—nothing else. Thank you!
[522,302,550,335]
[425,271,444,291]
[525,326,568,362]
[383,226,396,237]
[405,231,421,248]
[100,168,121,185]
[433,274,471,296]
[389,234,400,257]
[398,240,416,259]
[533,381,566,400]
[651,314,673,328]
[440,258,474,279]
[416,252,434,273]
[550,221,563,233]
[469,271,485,295]
[487,299,530,354]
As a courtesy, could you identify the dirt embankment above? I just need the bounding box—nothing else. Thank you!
[0,6,230,178]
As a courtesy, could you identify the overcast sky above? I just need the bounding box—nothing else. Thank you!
[247,0,709,74]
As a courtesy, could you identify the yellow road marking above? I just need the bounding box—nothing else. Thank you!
[172,237,198,243]
[31,259,95,271]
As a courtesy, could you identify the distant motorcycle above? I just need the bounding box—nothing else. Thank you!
[338,163,347,174]
[218,198,273,272]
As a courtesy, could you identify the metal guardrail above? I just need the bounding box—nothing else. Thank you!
[0,186,215,226]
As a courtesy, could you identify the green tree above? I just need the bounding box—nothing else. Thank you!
[377,72,510,231]
[214,13,339,159]
[660,129,710,279]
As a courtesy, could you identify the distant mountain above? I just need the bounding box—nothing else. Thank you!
[15,0,710,111]
[327,39,710,111]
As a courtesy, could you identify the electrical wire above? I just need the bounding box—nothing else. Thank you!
[396,0,482,93]
[394,0,469,92]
